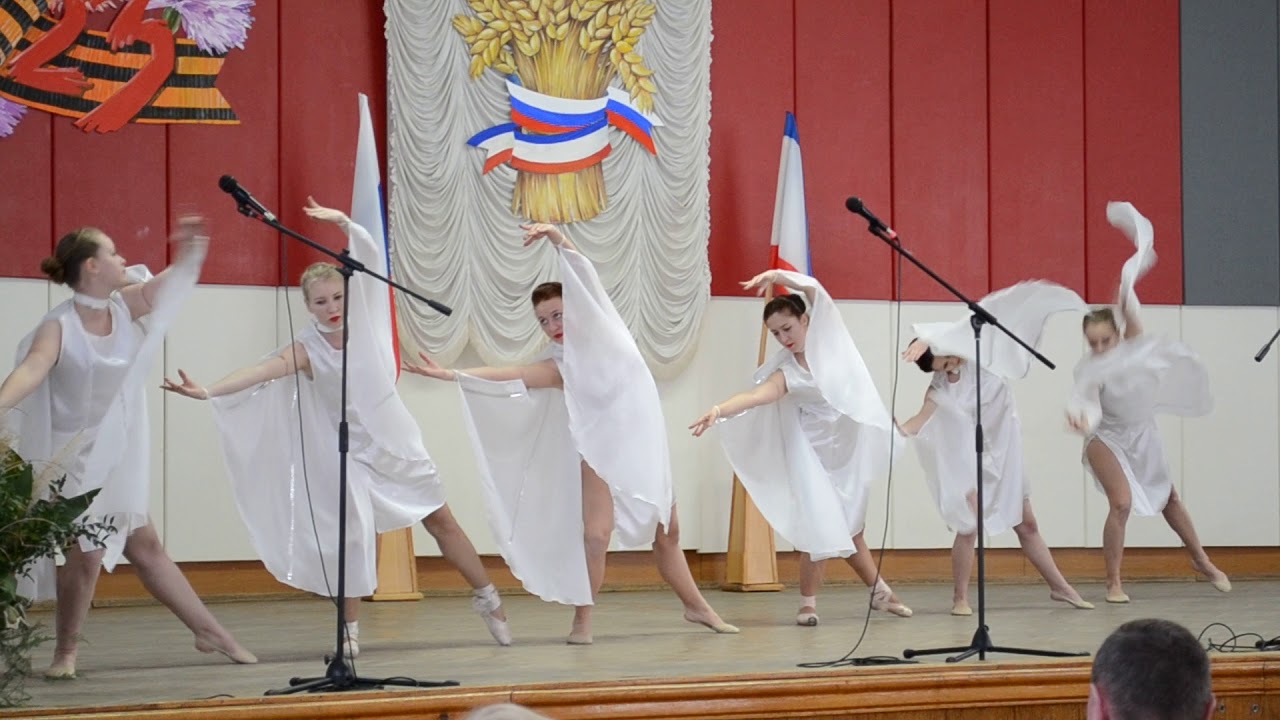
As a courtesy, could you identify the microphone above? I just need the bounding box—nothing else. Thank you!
[218,175,277,223]
[845,197,897,240]
[1255,328,1280,362]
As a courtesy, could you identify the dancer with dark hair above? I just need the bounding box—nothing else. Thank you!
[689,269,910,626]
[1067,203,1228,603]
[406,223,737,645]
[0,217,255,678]
[897,282,1093,615]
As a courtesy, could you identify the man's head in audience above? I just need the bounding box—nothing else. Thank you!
[1088,619,1214,720]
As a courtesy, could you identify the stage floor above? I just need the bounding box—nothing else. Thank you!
[18,579,1278,711]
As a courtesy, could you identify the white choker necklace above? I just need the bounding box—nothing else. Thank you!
[315,319,344,333]
[73,293,110,310]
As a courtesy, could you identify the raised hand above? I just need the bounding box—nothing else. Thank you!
[171,214,210,256]
[520,223,567,248]
[901,339,928,363]
[402,351,457,382]
[688,406,721,437]
[161,369,210,400]
[740,270,779,295]
[1066,411,1090,434]
[304,196,350,226]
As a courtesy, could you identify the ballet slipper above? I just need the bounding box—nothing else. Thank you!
[1192,561,1232,593]
[44,655,77,680]
[1106,591,1131,604]
[1049,591,1095,610]
[566,629,593,645]
[472,586,513,646]
[195,635,259,664]
[871,579,914,618]
[683,610,740,634]
[796,607,819,627]
[950,601,973,616]
[1210,577,1232,593]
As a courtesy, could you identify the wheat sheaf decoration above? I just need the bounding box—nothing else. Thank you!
[453,0,664,224]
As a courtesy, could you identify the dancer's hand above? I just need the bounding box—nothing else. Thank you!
[1066,411,1090,434]
[688,405,721,437]
[402,352,457,382]
[161,369,210,400]
[901,339,928,363]
[741,270,780,295]
[521,223,569,248]
[171,214,210,261]
[304,196,350,227]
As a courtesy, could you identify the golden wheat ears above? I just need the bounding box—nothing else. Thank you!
[453,0,658,113]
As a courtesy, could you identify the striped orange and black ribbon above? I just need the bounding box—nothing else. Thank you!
[0,0,237,124]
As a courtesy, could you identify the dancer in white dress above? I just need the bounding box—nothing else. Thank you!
[897,281,1094,615]
[404,223,737,645]
[689,269,911,626]
[1066,202,1229,603]
[162,199,510,655]
[0,218,255,678]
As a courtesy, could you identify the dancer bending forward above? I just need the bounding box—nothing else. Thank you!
[690,269,911,625]
[163,199,509,656]
[405,223,737,645]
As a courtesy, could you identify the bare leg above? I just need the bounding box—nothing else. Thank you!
[653,504,737,633]
[423,504,512,644]
[1162,489,1230,591]
[571,462,614,644]
[339,597,361,658]
[797,553,824,624]
[46,544,104,678]
[1012,500,1092,609]
[951,532,975,615]
[122,523,256,663]
[843,532,912,617]
[1086,438,1132,601]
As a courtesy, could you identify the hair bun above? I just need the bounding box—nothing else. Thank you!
[40,256,65,284]
[785,292,807,314]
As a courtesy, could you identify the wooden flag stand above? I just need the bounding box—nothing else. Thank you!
[721,287,785,592]
[370,528,424,601]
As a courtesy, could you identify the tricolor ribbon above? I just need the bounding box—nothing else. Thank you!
[467,79,662,175]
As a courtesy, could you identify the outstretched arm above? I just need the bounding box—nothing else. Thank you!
[403,353,563,390]
[689,370,787,437]
[741,269,816,305]
[162,342,309,400]
[521,223,577,253]
[0,320,61,410]
[120,215,209,321]
[897,389,938,436]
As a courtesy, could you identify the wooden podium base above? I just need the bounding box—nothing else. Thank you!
[370,527,423,602]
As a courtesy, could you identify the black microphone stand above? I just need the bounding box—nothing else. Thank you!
[230,198,459,693]
[1254,328,1280,362]
[855,215,1088,663]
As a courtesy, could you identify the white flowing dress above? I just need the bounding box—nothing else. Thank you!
[715,272,899,560]
[455,246,671,607]
[910,280,1087,536]
[1068,202,1213,515]
[10,256,202,600]
[209,221,445,598]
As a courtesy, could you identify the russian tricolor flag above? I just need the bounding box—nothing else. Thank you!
[768,112,811,280]
[351,93,401,377]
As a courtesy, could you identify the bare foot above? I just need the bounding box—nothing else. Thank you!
[683,608,739,634]
[194,633,258,664]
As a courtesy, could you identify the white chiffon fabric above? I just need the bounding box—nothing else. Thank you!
[715,272,899,560]
[453,246,672,606]
[10,258,201,600]
[1068,202,1212,516]
[385,0,712,377]
[209,222,445,598]
[910,281,1087,536]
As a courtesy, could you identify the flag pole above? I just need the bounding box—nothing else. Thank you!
[722,285,784,592]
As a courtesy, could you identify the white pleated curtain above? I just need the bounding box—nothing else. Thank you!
[385,0,712,374]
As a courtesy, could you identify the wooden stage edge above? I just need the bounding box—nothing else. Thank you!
[87,546,1280,604]
[8,655,1279,720]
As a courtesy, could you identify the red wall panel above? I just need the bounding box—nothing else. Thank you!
[708,0,794,297]
[278,0,387,285]
[0,113,53,278]
[52,121,168,272]
[168,0,281,286]
[794,0,893,300]
[1083,0,1182,304]
[988,0,1086,295]
[890,0,989,301]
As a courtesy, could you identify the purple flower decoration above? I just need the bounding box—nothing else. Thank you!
[0,97,27,138]
[147,0,255,55]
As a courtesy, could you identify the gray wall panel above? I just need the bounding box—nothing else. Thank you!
[1182,0,1280,306]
